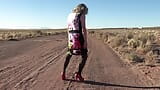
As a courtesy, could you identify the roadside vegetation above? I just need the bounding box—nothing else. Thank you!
[0,29,66,41]
[89,28,160,65]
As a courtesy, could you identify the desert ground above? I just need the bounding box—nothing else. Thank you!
[0,30,160,90]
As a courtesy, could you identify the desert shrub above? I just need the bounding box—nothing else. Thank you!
[127,53,144,63]
[35,30,43,36]
[7,34,14,40]
[144,45,152,53]
[108,32,118,37]
[52,32,61,35]
[28,33,34,38]
[128,39,139,48]
[89,31,95,35]
[103,33,108,44]
[14,34,22,40]
[99,32,103,39]
[126,31,134,39]
[137,33,148,45]
[1,34,6,40]
[0,34,3,40]
[147,33,156,43]
[110,34,126,48]
[7,32,16,40]
[95,32,103,40]
[138,41,145,48]
[47,32,52,36]
[145,51,156,64]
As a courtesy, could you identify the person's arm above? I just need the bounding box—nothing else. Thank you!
[80,14,87,49]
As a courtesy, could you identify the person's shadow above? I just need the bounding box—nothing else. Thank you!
[65,79,160,89]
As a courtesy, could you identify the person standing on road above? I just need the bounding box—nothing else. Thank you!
[62,3,88,81]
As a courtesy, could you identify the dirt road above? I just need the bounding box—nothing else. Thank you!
[0,34,159,90]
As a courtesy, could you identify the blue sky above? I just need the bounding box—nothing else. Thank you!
[0,0,160,29]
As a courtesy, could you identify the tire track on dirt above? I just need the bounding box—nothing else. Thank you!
[0,35,68,90]
[0,44,66,90]
[14,48,67,90]
[27,50,69,90]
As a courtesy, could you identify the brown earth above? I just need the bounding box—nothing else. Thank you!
[0,34,160,90]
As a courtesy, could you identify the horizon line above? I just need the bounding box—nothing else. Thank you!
[0,26,160,30]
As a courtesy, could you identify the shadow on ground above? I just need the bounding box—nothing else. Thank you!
[65,79,160,89]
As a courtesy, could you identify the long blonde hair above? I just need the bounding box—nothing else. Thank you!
[72,3,88,15]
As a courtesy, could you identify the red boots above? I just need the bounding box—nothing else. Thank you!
[61,72,66,80]
[61,72,84,81]
[75,72,84,81]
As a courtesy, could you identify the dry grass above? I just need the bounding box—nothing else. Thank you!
[0,29,66,41]
[89,28,160,65]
